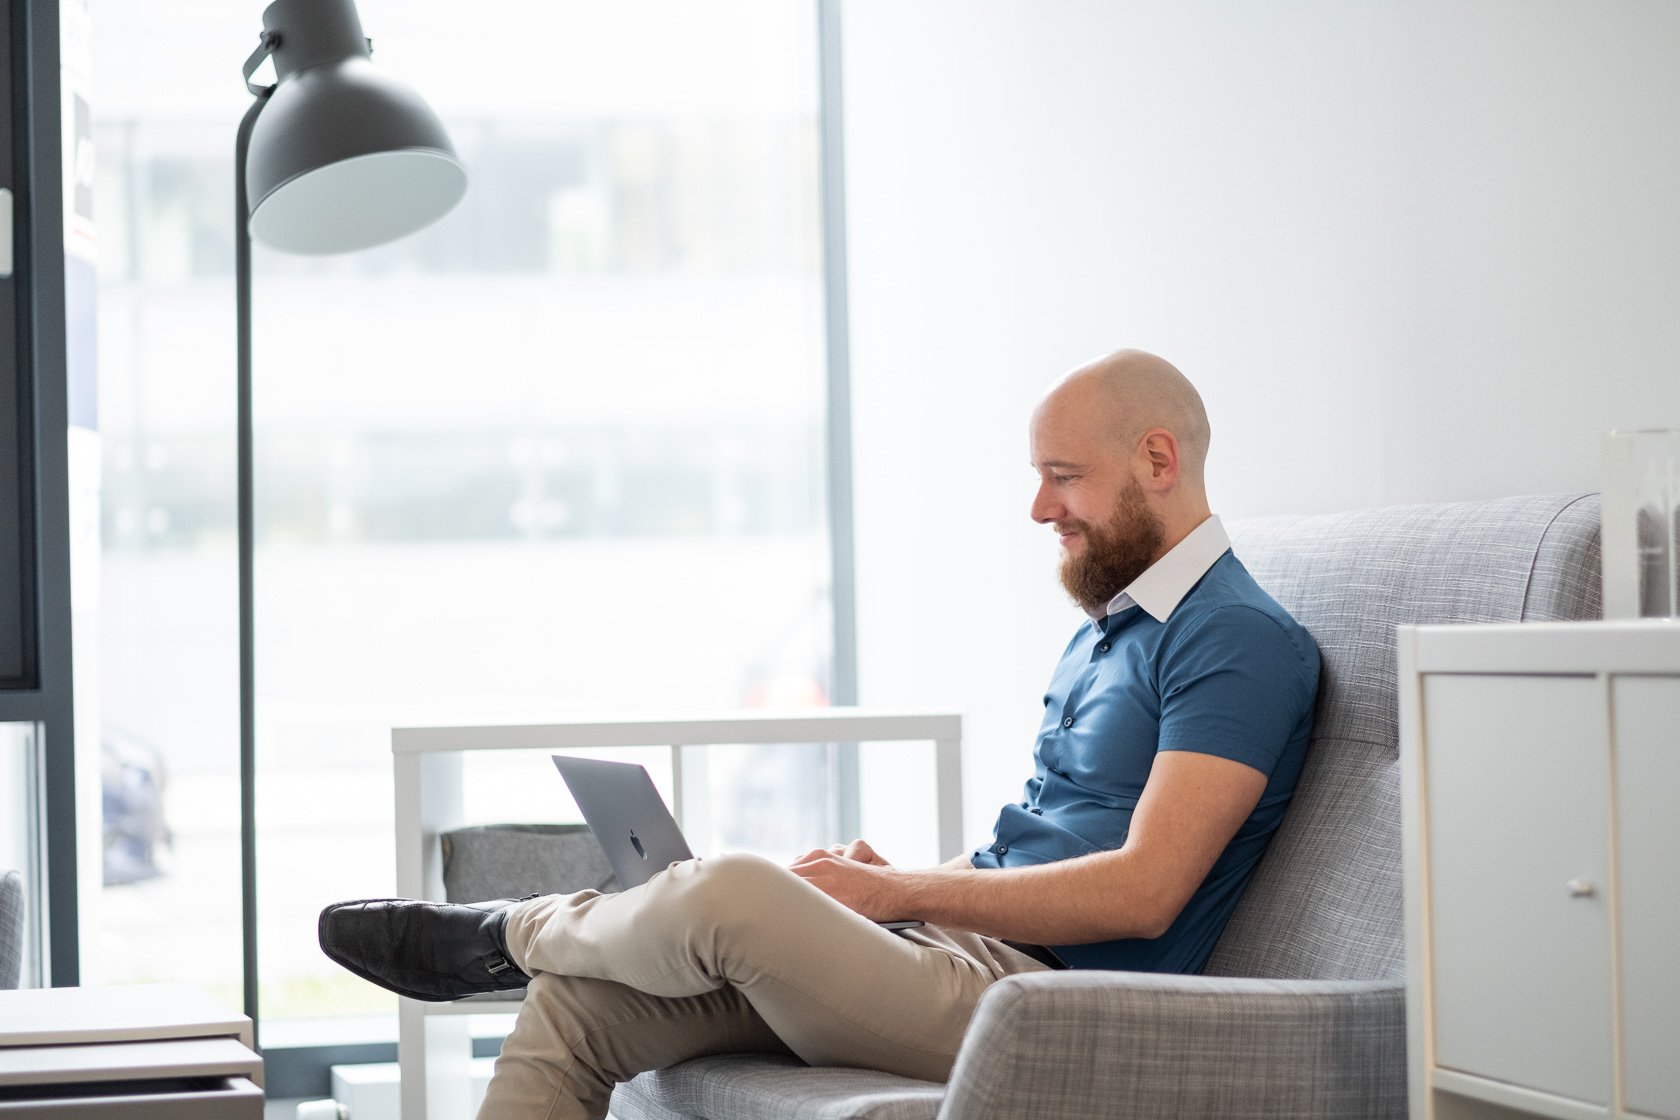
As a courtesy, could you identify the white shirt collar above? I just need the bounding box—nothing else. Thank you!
[1090,514,1231,625]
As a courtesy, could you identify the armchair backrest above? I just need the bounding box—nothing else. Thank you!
[1206,494,1601,982]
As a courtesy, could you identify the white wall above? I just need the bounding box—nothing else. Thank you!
[841,1,1680,844]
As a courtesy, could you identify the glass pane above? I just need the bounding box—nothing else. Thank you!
[89,0,830,1029]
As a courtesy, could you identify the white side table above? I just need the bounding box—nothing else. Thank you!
[0,984,263,1117]
[391,708,964,1120]
[1400,622,1680,1120]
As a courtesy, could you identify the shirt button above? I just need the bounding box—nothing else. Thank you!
[995,844,1009,855]
[1098,642,1111,653]
[1062,716,1075,728]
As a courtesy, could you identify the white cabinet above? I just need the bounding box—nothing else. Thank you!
[1400,623,1680,1120]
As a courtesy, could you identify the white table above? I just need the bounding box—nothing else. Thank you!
[391,708,965,1120]
[0,984,263,1117]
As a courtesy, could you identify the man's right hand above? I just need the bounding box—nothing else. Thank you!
[807,839,890,867]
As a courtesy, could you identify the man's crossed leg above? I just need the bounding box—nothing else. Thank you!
[322,853,1050,1120]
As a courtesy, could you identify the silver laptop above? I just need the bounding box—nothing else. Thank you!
[551,754,921,929]
[551,755,694,888]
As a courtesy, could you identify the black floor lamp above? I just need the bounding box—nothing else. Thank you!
[235,0,466,1031]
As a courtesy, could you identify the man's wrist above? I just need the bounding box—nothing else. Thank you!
[891,867,962,924]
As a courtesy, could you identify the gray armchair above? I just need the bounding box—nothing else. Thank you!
[1,869,23,990]
[614,493,1601,1120]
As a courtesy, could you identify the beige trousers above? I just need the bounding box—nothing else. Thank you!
[475,852,1051,1120]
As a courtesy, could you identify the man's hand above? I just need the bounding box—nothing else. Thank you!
[786,752,1270,945]
[789,840,904,919]
[814,839,891,867]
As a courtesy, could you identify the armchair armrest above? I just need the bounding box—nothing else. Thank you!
[938,971,1405,1120]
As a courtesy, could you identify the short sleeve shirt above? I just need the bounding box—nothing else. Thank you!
[971,537,1319,973]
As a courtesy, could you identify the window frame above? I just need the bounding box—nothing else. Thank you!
[0,0,78,990]
[66,0,860,1097]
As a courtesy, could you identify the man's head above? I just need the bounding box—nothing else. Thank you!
[1029,349,1212,613]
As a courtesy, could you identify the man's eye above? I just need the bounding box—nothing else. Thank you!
[1052,474,1075,484]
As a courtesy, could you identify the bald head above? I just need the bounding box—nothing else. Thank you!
[1029,350,1213,576]
[1036,349,1211,484]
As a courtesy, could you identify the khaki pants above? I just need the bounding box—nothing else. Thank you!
[477,852,1051,1120]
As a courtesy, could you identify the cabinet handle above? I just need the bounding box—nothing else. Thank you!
[1566,879,1596,898]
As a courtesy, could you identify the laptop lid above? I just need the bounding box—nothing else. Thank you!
[551,755,695,889]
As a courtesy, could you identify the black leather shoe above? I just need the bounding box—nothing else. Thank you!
[318,895,536,1002]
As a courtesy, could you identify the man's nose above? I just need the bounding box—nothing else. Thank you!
[1031,482,1059,524]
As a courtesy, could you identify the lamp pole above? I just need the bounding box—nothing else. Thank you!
[234,73,274,1034]
[233,0,464,1037]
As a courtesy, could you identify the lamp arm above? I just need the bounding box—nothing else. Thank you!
[234,85,272,1036]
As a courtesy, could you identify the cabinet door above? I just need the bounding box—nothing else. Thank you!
[1422,674,1611,1107]
[1612,676,1680,1120]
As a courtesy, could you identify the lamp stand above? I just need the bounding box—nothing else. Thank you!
[229,4,461,1036]
[234,86,273,1037]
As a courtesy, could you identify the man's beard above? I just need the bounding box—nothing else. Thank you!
[1058,479,1165,614]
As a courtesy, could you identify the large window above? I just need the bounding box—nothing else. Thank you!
[88,0,835,1030]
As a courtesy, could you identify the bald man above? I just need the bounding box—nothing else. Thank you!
[319,350,1320,1120]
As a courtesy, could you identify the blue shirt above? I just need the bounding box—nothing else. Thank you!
[972,545,1319,973]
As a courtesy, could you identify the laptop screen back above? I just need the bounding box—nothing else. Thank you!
[551,755,695,889]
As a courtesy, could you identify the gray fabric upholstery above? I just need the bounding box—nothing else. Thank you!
[1224,493,1599,751]
[939,973,1407,1120]
[0,869,22,990]
[612,1057,944,1120]
[442,823,617,902]
[1203,741,1404,983]
[614,493,1603,1120]
[1521,494,1603,621]
[1208,493,1600,982]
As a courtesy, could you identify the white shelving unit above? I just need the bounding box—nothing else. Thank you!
[1400,622,1680,1120]
[391,708,964,1120]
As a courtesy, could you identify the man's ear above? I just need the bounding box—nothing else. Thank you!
[1138,429,1180,487]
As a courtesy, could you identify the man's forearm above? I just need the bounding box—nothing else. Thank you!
[793,754,1265,943]
[890,851,1174,944]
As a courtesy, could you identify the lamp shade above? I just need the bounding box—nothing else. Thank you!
[245,0,466,254]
